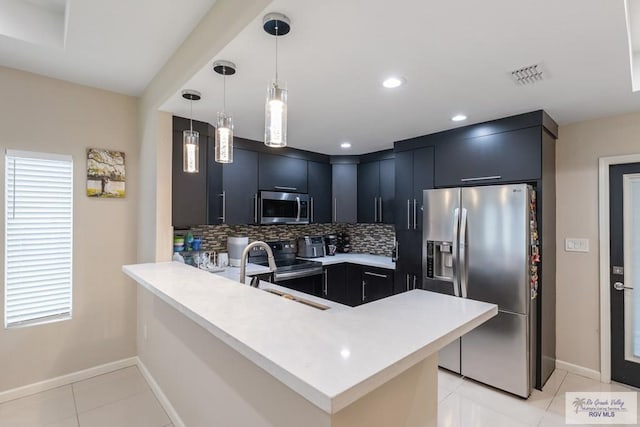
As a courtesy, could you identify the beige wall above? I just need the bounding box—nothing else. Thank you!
[0,66,139,392]
[556,111,640,372]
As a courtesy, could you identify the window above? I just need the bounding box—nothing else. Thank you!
[5,150,73,328]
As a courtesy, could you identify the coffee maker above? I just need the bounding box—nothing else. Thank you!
[324,234,338,256]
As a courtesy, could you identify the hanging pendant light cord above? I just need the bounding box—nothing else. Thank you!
[223,69,227,113]
[275,23,279,85]
[189,97,193,133]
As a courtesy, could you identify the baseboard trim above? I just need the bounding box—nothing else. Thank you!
[136,357,184,427]
[0,357,137,404]
[556,359,601,381]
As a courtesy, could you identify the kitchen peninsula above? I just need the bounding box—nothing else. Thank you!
[124,262,496,427]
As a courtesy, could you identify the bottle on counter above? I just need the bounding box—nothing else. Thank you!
[172,252,185,263]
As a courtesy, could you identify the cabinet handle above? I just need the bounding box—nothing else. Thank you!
[406,274,410,292]
[364,271,388,279]
[362,280,366,301]
[333,198,337,223]
[323,268,328,296]
[310,197,314,223]
[219,191,226,223]
[396,240,399,261]
[407,199,411,230]
[374,197,378,223]
[413,275,417,290]
[460,175,501,182]
[274,186,297,191]
[254,193,258,223]
[413,199,417,229]
[379,197,383,223]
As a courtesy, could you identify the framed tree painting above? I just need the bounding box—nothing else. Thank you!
[86,148,126,198]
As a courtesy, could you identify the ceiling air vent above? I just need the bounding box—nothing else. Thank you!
[511,64,544,85]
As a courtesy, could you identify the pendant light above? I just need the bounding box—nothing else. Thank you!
[263,13,290,148]
[213,60,236,163]
[181,89,201,173]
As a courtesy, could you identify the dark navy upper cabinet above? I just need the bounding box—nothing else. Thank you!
[172,118,222,227]
[222,148,259,225]
[434,127,541,187]
[308,161,332,223]
[357,156,394,224]
[258,153,308,193]
[332,163,357,223]
[357,161,379,224]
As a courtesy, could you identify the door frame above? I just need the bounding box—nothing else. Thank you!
[598,153,640,383]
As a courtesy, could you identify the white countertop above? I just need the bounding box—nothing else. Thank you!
[299,253,396,269]
[123,262,496,414]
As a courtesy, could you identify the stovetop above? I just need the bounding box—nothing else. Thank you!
[248,240,322,272]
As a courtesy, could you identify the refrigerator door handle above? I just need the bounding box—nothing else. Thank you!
[452,208,461,297]
[460,208,469,298]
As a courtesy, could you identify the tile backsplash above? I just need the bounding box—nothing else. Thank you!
[177,223,396,257]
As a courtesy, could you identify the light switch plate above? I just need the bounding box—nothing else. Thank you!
[565,238,589,253]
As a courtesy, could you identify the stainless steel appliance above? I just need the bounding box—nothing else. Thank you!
[297,236,325,258]
[248,240,323,295]
[259,191,309,225]
[324,234,338,256]
[423,184,539,398]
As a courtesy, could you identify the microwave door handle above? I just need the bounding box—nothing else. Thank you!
[452,208,460,297]
[296,196,301,222]
[459,208,468,298]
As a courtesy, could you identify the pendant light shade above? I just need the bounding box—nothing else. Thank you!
[213,60,236,163]
[181,89,201,173]
[265,81,287,147]
[263,13,290,148]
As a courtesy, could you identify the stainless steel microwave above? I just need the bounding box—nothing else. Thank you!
[259,191,309,225]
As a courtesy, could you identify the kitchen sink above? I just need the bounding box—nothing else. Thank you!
[262,288,329,311]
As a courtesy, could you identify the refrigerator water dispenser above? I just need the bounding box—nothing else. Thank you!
[426,241,454,281]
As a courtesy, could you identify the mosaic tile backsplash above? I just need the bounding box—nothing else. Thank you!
[177,223,396,257]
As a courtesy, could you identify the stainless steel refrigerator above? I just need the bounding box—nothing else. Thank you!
[422,184,539,398]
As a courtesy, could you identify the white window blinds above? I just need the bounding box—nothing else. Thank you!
[5,150,73,328]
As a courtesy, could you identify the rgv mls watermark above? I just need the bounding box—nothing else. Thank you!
[566,392,637,424]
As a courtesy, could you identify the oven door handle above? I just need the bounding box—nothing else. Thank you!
[296,196,301,222]
[275,268,323,281]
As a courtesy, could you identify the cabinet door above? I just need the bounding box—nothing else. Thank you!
[394,151,413,231]
[394,271,421,294]
[222,149,259,225]
[308,161,332,224]
[259,152,308,193]
[362,266,394,303]
[172,127,208,227]
[379,159,395,224]
[206,128,223,225]
[332,164,357,223]
[323,264,348,304]
[357,161,380,223]
[395,229,421,274]
[346,264,363,306]
[412,147,434,231]
[434,127,541,187]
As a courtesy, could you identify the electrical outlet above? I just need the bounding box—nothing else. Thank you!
[565,238,589,253]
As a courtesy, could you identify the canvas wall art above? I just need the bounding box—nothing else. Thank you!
[86,148,126,198]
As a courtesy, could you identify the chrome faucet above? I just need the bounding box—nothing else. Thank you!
[239,241,277,287]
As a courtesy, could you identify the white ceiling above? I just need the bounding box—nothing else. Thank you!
[0,0,217,95]
[1,0,636,152]
[161,0,640,155]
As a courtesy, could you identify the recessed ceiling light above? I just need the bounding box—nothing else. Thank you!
[340,142,352,149]
[451,114,467,122]
[382,77,405,88]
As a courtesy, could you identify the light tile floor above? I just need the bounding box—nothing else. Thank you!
[439,368,640,427]
[0,366,171,427]
[1,365,638,426]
